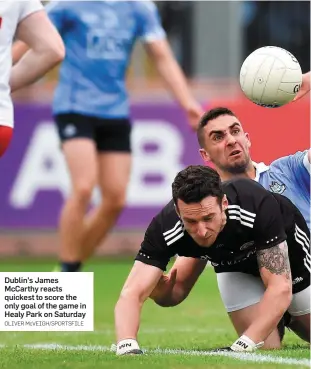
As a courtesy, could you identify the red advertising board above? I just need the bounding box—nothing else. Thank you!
[206,96,310,164]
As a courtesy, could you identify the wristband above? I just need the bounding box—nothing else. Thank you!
[116,339,142,355]
[231,335,264,352]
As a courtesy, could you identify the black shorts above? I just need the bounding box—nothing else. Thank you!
[54,113,132,152]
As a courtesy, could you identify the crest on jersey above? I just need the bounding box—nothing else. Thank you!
[63,124,77,137]
[269,181,286,194]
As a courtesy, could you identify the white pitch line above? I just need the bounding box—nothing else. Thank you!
[6,343,309,367]
[93,327,227,335]
[45,327,228,336]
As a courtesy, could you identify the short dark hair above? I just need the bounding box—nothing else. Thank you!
[197,107,236,148]
[172,165,224,207]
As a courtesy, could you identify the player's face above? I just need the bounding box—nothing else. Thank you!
[199,115,251,175]
[176,196,228,247]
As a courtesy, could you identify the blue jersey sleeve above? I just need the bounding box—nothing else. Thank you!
[134,1,166,42]
[45,1,69,34]
[265,151,310,229]
[273,151,309,176]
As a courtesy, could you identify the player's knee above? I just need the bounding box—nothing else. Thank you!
[112,195,126,213]
[280,283,293,306]
[102,191,127,213]
[73,182,95,204]
[274,281,292,309]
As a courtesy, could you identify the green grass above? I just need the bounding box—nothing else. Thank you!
[0,259,309,369]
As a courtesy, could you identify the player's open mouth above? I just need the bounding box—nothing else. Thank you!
[229,150,241,157]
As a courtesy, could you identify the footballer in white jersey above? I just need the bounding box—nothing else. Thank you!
[0,0,64,157]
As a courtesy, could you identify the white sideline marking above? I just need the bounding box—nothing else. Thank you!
[96,327,227,335]
[49,327,227,336]
[5,343,309,367]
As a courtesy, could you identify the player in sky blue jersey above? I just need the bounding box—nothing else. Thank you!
[12,1,203,272]
[197,107,310,229]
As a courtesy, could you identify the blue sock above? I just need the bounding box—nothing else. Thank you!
[60,261,82,272]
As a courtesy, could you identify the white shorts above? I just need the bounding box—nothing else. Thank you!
[217,272,310,316]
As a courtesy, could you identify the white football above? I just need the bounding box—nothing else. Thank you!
[239,46,302,107]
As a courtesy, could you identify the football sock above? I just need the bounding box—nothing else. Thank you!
[60,261,82,272]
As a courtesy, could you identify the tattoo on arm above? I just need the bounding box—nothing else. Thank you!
[257,242,291,280]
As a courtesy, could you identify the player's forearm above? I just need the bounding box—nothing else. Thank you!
[10,47,64,92]
[150,283,186,307]
[151,275,201,307]
[154,54,195,111]
[244,285,292,343]
[115,295,143,342]
[150,259,206,307]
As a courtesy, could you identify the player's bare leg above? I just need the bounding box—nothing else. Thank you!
[81,152,131,260]
[58,139,98,270]
[229,304,282,349]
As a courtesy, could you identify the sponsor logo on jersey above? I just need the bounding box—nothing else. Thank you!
[217,249,257,267]
[200,255,212,261]
[269,181,286,194]
[211,249,257,269]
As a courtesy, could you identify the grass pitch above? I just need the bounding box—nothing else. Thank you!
[0,259,309,369]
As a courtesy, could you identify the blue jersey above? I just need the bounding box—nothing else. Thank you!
[46,1,165,118]
[255,150,310,229]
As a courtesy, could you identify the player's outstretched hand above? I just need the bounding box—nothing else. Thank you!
[149,268,177,302]
[293,71,310,101]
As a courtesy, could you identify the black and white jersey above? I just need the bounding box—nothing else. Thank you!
[135,178,310,294]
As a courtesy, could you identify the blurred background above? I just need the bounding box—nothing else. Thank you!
[0,0,310,259]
